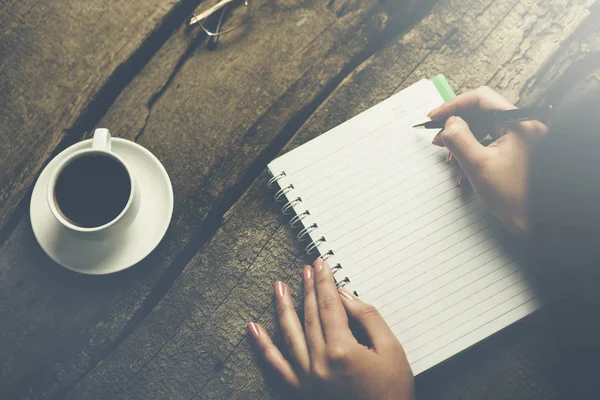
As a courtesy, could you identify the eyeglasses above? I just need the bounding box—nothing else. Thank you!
[189,0,252,49]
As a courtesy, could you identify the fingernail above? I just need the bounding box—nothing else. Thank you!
[304,265,312,281]
[446,116,457,126]
[275,281,286,299]
[338,288,355,301]
[432,131,443,147]
[446,152,454,164]
[314,257,324,272]
[456,174,463,186]
[248,322,260,339]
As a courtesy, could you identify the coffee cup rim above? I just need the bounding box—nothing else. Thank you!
[47,148,135,233]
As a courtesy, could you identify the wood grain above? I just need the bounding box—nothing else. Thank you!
[61,0,598,399]
[0,0,204,236]
[0,1,429,399]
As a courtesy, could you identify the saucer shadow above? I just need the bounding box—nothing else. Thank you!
[26,216,173,292]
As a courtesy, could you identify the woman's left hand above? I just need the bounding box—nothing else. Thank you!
[248,258,414,400]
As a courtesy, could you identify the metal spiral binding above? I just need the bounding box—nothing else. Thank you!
[290,211,310,228]
[297,223,318,241]
[274,184,294,202]
[318,251,342,274]
[335,274,357,297]
[282,197,302,214]
[268,170,356,296]
[267,171,286,189]
[331,263,342,275]
[305,237,326,254]
[335,277,350,288]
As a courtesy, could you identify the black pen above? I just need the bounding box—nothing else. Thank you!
[413,106,553,131]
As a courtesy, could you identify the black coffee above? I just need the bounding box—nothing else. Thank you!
[54,154,131,228]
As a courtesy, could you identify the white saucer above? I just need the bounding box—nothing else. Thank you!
[30,138,173,274]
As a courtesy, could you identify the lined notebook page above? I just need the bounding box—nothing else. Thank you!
[268,79,539,375]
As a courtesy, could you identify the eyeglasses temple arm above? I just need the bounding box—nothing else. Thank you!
[189,0,238,25]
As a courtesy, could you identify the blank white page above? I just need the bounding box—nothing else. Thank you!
[268,79,539,375]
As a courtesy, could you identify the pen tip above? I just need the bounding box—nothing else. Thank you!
[413,124,426,129]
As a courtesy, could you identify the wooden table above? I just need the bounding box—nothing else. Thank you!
[1,0,599,399]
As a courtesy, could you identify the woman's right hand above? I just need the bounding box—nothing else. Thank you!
[428,87,548,236]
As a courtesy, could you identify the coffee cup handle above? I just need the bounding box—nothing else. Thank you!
[92,128,112,151]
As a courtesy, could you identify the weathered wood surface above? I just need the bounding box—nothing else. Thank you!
[3,0,600,399]
[56,0,600,399]
[0,0,206,236]
[0,1,438,399]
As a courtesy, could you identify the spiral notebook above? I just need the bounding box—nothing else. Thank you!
[267,75,539,375]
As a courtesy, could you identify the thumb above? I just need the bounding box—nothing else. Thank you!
[440,116,486,176]
[338,288,398,352]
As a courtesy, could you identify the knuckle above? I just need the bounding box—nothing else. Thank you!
[319,296,337,312]
[311,362,330,381]
[441,125,460,141]
[283,334,297,351]
[359,304,381,320]
[304,284,313,298]
[477,85,493,96]
[276,302,291,319]
[304,312,318,330]
[327,345,349,363]
[263,347,279,362]
[315,273,329,286]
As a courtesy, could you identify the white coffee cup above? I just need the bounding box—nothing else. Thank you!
[46,129,141,240]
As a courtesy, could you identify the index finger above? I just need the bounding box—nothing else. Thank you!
[313,258,352,343]
[429,86,515,120]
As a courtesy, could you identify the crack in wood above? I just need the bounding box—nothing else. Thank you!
[518,3,600,106]
[389,26,460,97]
[298,19,338,55]
[385,0,494,97]
[470,0,521,55]
[52,2,443,398]
[189,1,599,398]
[0,0,204,255]
[90,217,283,400]
[188,236,303,400]
[0,0,42,40]
[134,29,208,143]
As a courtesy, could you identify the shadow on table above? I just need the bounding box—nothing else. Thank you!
[415,308,600,400]
[416,230,600,400]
